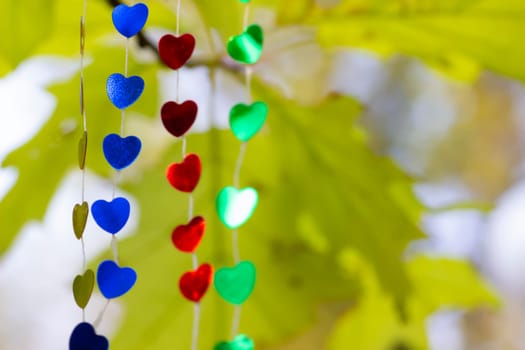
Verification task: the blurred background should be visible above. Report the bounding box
[1,0,525,349]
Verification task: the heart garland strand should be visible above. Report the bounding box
[214,1,266,348]
[89,1,149,337]
[157,1,212,350]
[69,1,109,349]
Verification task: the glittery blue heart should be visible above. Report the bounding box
[106,73,144,110]
[103,133,141,170]
[97,260,137,299]
[91,197,130,234]
[69,322,108,350]
[112,3,149,38]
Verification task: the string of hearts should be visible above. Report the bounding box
[213,0,267,349]
[69,0,102,348]
[157,1,210,350]
[69,2,149,349]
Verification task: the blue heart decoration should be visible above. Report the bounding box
[106,73,145,110]
[97,260,137,299]
[103,133,142,170]
[91,197,130,234]
[69,322,108,350]
[112,3,149,38]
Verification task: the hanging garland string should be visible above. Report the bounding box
[85,1,149,344]
[157,1,212,350]
[69,1,110,349]
[214,0,266,348]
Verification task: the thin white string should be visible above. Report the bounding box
[175,0,181,102]
[121,110,126,136]
[111,235,120,263]
[191,303,201,350]
[245,66,253,104]
[92,235,117,328]
[111,36,129,198]
[97,14,130,330]
[192,253,198,269]
[125,38,129,77]
[122,37,129,137]
[111,172,121,199]
[232,0,252,189]
[243,3,251,29]
[243,3,253,103]
[233,143,247,188]
[230,306,242,339]
[176,0,181,35]
[229,3,252,340]
[93,299,111,329]
[81,165,86,202]
[79,11,88,274]
[78,0,89,323]
[188,193,194,220]
[83,0,87,22]
[176,71,180,102]
[182,136,187,157]
[173,0,202,348]
[92,235,118,328]
[81,238,87,271]
[232,229,240,264]
[80,21,87,132]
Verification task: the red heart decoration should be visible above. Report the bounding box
[161,100,198,138]
[166,153,201,193]
[158,33,195,70]
[179,263,213,302]
[172,216,205,253]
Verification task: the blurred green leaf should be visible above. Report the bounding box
[328,253,499,350]
[253,81,425,299]
[312,0,525,81]
[407,256,499,310]
[0,0,56,73]
[194,0,244,42]
[429,200,495,213]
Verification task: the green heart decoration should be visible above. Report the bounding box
[73,269,95,309]
[215,261,256,305]
[216,187,258,229]
[230,101,268,142]
[214,334,254,350]
[72,201,89,239]
[227,24,264,64]
[78,131,87,170]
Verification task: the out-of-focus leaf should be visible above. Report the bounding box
[0,0,56,72]
[312,0,525,81]
[255,81,425,299]
[406,256,499,310]
[193,0,244,42]
[429,200,495,213]
[328,253,499,350]
[35,0,111,58]
[254,0,313,23]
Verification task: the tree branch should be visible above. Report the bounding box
[104,0,243,75]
